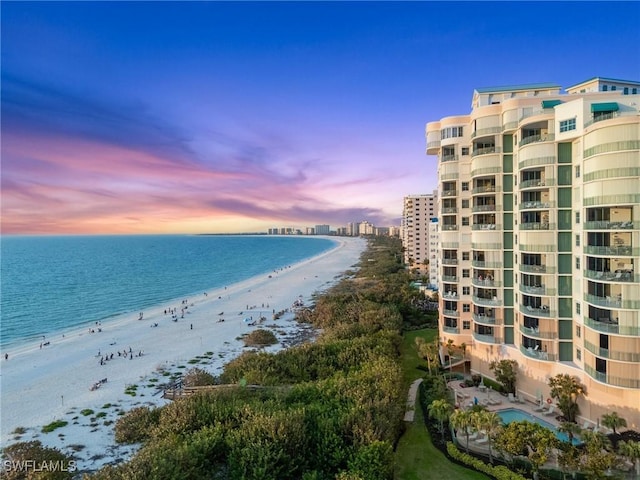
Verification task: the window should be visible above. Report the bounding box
[462,217,470,226]
[575,165,580,178]
[463,320,471,330]
[462,182,469,191]
[611,86,617,91]
[575,257,581,269]
[441,126,464,140]
[576,235,580,247]
[462,252,470,261]
[576,211,580,224]
[461,147,469,156]
[576,348,581,361]
[463,304,471,312]
[576,325,581,338]
[462,286,470,295]
[602,85,608,92]
[624,87,629,95]
[559,118,576,132]
[633,88,638,94]
[462,269,470,278]
[576,302,581,315]
[462,199,469,208]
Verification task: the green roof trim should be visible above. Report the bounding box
[475,82,561,94]
[541,99,562,109]
[591,102,619,113]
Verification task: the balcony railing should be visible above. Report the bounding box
[442,154,459,162]
[519,133,555,147]
[584,317,640,336]
[472,260,502,268]
[584,364,640,389]
[520,222,554,231]
[442,275,459,283]
[584,269,638,283]
[442,190,458,197]
[584,111,620,128]
[472,278,501,288]
[472,185,497,194]
[584,340,640,362]
[472,224,499,231]
[443,291,459,300]
[519,264,555,274]
[584,245,638,256]
[471,126,502,139]
[443,325,460,334]
[427,140,441,149]
[584,294,621,308]
[442,225,458,231]
[520,344,557,361]
[519,324,558,339]
[472,205,497,213]
[443,309,459,318]
[519,201,554,210]
[473,332,502,344]
[442,258,458,265]
[471,146,502,157]
[442,207,458,214]
[473,313,497,325]
[519,178,556,189]
[519,284,556,296]
[473,296,502,307]
[583,220,637,230]
[520,304,552,317]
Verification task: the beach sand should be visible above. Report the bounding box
[0,236,366,471]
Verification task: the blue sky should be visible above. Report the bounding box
[2,1,639,234]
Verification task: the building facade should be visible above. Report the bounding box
[426,77,640,428]
[402,192,438,270]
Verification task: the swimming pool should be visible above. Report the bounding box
[497,408,580,444]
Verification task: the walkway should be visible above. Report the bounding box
[404,378,423,421]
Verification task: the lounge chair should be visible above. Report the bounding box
[581,420,593,431]
[489,398,502,406]
[476,435,490,444]
[508,393,516,403]
[543,405,556,416]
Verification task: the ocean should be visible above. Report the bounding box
[0,235,336,349]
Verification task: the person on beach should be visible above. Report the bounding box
[4,353,8,360]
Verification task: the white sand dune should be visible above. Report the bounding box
[0,236,366,472]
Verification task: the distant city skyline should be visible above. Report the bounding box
[2,2,638,234]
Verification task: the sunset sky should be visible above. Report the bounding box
[2,2,639,234]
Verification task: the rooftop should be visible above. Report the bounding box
[475,82,561,94]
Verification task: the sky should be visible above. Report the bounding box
[2,2,639,235]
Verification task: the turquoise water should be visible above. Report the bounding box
[0,235,336,348]
[497,408,580,444]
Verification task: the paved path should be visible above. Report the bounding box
[404,378,423,422]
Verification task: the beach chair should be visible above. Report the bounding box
[581,420,593,431]
[489,398,502,406]
[533,402,545,412]
[543,405,556,416]
[508,393,515,403]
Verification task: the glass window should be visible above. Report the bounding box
[575,257,581,269]
[462,269,470,278]
[462,199,469,208]
[463,304,471,312]
[575,211,580,224]
[462,286,470,295]
[462,182,469,191]
[462,217,470,226]
[576,348,581,360]
[559,118,576,132]
[461,147,469,156]
[462,252,470,261]
[463,320,471,330]
[576,235,580,246]
[576,302,581,314]
[576,325,581,338]
[575,165,580,178]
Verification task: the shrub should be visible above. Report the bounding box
[1,441,75,480]
[81,409,95,416]
[446,442,527,480]
[42,420,68,433]
[243,329,278,347]
[182,367,216,387]
[114,406,161,444]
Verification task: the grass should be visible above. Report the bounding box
[394,328,489,480]
[42,420,68,433]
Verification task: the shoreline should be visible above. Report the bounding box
[0,236,366,471]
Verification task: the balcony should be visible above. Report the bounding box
[442,258,458,266]
[584,293,621,308]
[472,185,497,195]
[584,111,620,128]
[473,332,502,344]
[472,224,498,231]
[584,220,637,230]
[473,313,497,325]
[443,291,459,300]
[584,269,638,283]
[584,364,640,389]
[519,324,558,339]
[442,207,458,214]
[472,204,497,213]
[427,140,441,149]
[519,133,555,147]
[472,277,501,288]
[584,245,638,256]
[520,304,552,317]
[520,344,557,361]
[519,284,556,296]
[442,225,459,231]
[442,190,458,197]
[442,275,459,283]
[519,201,554,210]
[520,222,554,231]
[584,340,640,362]
[443,325,460,334]
[519,264,555,274]
[472,260,502,268]
[472,146,502,157]
[471,126,502,139]
[473,296,502,307]
[443,309,459,317]
[520,178,556,189]
[442,154,459,162]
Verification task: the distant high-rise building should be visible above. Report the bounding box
[315,224,330,235]
[426,77,640,426]
[402,192,437,269]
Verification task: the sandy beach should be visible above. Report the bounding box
[0,236,366,471]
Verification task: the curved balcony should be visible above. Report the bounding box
[471,126,502,139]
[472,146,502,157]
[473,331,502,344]
[520,344,557,361]
[519,264,556,274]
[584,317,640,336]
[472,295,502,307]
[519,284,556,296]
[584,245,638,256]
[519,133,555,147]
[584,364,640,389]
[472,185,498,195]
[473,313,497,325]
[520,304,552,317]
[519,222,555,231]
[519,201,555,210]
[519,324,558,339]
[519,178,556,190]
[443,309,459,317]
[584,269,638,283]
[584,340,640,362]
[583,220,637,230]
[472,278,502,288]
[443,325,460,334]
[584,293,621,309]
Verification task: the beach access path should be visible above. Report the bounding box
[0,236,366,471]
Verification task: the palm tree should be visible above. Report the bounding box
[478,410,503,464]
[445,338,455,374]
[428,399,453,442]
[460,342,467,376]
[601,411,627,435]
[618,440,640,477]
[548,374,586,423]
[558,421,582,445]
[450,409,474,453]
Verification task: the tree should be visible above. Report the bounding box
[548,374,585,423]
[494,420,558,479]
[477,410,503,464]
[415,337,439,375]
[460,342,468,376]
[488,359,518,394]
[581,430,616,480]
[450,409,474,453]
[1,441,76,480]
[557,444,581,480]
[618,440,640,477]
[601,411,627,435]
[428,399,453,443]
[558,421,582,445]
[445,339,455,373]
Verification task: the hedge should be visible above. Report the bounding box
[446,442,527,480]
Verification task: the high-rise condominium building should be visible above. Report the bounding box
[426,77,640,427]
[402,192,438,270]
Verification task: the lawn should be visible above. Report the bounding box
[394,328,490,480]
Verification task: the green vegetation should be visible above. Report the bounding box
[41,420,68,433]
[124,384,138,396]
[242,328,278,347]
[182,367,216,387]
[80,409,95,416]
[488,359,518,395]
[1,441,75,480]
[548,373,585,423]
